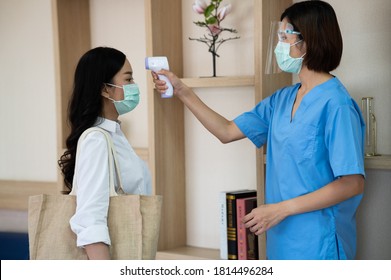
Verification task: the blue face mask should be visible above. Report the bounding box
[104,83,140,115]
[274,40,305,74]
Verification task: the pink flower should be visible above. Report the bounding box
[192,0,208,14]
[217,4,232,21]
[208,24,222,36]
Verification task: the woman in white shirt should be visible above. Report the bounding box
[58,47,152,259]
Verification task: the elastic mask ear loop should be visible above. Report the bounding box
[291,40,306,58]
[102,94,116,103]
[102,84,116,102]
[291,39,302,47]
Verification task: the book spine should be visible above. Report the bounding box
[226,190,257,260]
[236,198,248,260]
[226,194,237,260]
[219,191,228,260]
[245,198,259,260]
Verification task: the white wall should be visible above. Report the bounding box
[182,0,254,77]
[0,0,57,182]
[182,0,257,249]
[89,0,148,148]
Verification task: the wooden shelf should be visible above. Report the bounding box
[156,246,220,260]
[181,76,255,88]
[0,180,58,210]
[365,154,391,170]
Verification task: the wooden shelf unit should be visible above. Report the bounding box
[365,155,391,170]
[145,0,292,259]
[181,76,255,88]
[156,246,220,260]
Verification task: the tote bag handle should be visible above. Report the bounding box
[69,127,124,197]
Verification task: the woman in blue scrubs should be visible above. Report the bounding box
[151,1,365,259]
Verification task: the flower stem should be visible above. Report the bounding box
[212,36,217,77]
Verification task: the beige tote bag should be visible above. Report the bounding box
[28,128,162,260]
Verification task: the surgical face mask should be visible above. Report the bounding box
[104,83,140,115]
[274,40,305,74]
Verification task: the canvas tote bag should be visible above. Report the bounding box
[28,127,162,260]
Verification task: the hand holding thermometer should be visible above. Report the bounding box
[145,56,173,98]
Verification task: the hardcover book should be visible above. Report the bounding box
[226,189,256,260]
[237,196,258,260]
[219,191,228,259]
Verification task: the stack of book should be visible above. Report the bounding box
[220,189,259,260]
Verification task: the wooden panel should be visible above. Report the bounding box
[254,0,292,260]
[260,0,292,102]
[145,0,186,251]
[53,0,91,193]
[56,0,91,150]
[365,155,391,170]
[0,180,58,210]
[156,246,219,260]
[181,76,254,88]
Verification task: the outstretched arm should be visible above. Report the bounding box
[152,69,245,144]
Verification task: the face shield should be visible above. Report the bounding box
[265,21,302,74]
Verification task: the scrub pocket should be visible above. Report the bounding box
[287,123,317,163]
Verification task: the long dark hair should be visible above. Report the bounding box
[58,47,126,191]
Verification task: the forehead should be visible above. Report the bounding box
[279,20,294,32]
[113,59,133,82]
[277,18,300,42]
[120,59,133,74]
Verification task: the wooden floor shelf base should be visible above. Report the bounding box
[156,246,220,260]
[365,155,391,170]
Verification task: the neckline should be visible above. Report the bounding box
[289,77,336,122]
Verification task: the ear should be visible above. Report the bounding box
[101,84,110,98]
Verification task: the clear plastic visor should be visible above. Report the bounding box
[265,21,301,74]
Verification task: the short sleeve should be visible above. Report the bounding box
[234,95,275,148]
[325,104,365,178]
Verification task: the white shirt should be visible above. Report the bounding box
[70,118,152,247]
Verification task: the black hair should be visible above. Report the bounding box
[58,47,126,191]
[281,0,343,72]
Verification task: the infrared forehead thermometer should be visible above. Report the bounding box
[145,56,173,98]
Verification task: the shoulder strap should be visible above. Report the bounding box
[69,127,124,196]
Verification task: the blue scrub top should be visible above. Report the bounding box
[234,77,365,259]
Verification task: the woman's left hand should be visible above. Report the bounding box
[242,203,289,235]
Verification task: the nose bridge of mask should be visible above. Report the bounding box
[105,83,138,99]
[123,83,140,96]
[279,40,305,59]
